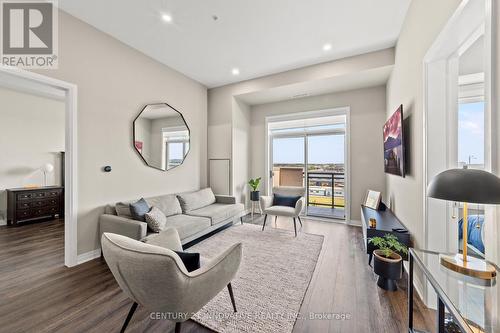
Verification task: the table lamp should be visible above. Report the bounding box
[41,163,54,187]
[427,167,500,280]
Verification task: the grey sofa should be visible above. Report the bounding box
[99,188,244,246]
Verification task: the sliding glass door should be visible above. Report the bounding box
[306,134,345,219]
[270,128,346,220]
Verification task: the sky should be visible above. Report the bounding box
[168,142,184,160]
[272,134,345,164]
[458,101,484,165]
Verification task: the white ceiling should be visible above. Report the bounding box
[58,0,410,88]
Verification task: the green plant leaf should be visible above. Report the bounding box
[368,233,408,258]
[248,177,262,191]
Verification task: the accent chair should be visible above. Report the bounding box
[101,228,242,333]
[260,186,306,237]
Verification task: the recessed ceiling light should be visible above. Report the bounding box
[323,43,332,51]
[232,68,240,75]
[161,13,173,23]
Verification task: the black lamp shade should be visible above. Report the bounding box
[427,168,500,204]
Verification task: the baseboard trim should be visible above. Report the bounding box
[348,219,362,227]
[77,248,101,265]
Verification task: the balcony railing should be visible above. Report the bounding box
[307,172,345,209]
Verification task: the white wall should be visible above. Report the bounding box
[251,86,387,221]
[34,11,207,255]
[232,99,251,206]
[385,0,461,249]
[0,88,65,224]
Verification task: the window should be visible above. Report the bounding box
[458,101,485,168]
[162,128,189,169]
[166,141,186,169]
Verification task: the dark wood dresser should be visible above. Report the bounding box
[361,205,411,264]
[7,186,64,226]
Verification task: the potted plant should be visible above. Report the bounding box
[248,177,261,201]
[369,234,408,291]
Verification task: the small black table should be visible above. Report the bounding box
[408,248,499,332]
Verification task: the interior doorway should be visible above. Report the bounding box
[0,67,78,267]
[266,108,350,221]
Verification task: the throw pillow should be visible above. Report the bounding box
[115,202,133,218]
[144,206,167,232]
[273,193,301,208]
[129,198,150,221]
[174,251,200,272]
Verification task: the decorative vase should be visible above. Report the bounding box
[373,249,402,291]
[250,191,260,201]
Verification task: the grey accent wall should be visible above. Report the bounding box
[35,11,207,255]
[251,86,387,221]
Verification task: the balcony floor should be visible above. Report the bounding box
[307,206,345,220]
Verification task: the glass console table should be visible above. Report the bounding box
[409,248,499,333]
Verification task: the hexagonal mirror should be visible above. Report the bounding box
[133,103,190,171]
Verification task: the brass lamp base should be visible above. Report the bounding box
[440,254,497,280]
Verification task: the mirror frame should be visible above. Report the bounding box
[132,102,191,171]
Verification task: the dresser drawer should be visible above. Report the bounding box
[17,193,33,201]
[31,206,60,217]
[43,198,60,206]
[17,201,31,209]
[33,192,46,199]
[45,206,60,215]
[16,209,32,220]
[31,207,49,217]
[45,191,61,198]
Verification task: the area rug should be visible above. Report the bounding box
[189,223,324,333]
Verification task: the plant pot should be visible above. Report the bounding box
[373,249,402,291]
[250,191,260,201]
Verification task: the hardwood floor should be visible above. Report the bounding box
[0,217,433,333]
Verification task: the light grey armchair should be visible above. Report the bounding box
[101,228,242,333]
[260,186,306,237]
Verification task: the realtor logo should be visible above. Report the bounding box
[1,0,58,68]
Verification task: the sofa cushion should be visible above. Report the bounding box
[187,203,244,225]
[145,194,182,217]
[163,214,211,240]
[264,205,296,217]
[177,188,216,212]
[145,206,167,233]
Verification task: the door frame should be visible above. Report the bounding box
[265,106,351,222]
[0,65,78,267]
[424,0,494,257]
[422,0,495,307]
